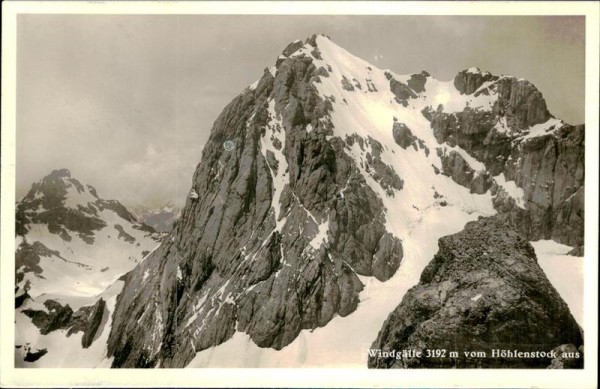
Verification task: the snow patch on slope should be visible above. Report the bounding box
[520,118,563,140]
[445,144,487,172]
[259,99,289,232]
[304,35,496,240]
[62,187,98,209]
[21,207,157,298]
[494,173,527,209]
[426,79,497,113]
[308,217,329,250]
[532,240,583,326]
[494,116,512,134]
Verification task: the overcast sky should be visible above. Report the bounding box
[16,15,585,208]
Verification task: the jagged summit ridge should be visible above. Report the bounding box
[266,35,556,133]
[273,34,580,245]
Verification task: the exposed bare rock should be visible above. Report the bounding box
[493,77,551,129]
[16,241,65,275]
[496,124,584,247]
[282,40,304,57]
[407,71,429,93]
[107,35,403,368]
[369,217,583,369]
[392,122,418,150]
[341,76,355,91]
[23,347,47,362]
[425,73,583,248]
[454,68,498,95]
[385,71,426,107]
[22,298,106,349]
[437,149,493,194]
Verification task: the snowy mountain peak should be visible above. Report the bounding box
[274,35,553,136]
[49,168,72,178]
[15,170,164,367]
[105,35,582,369]
[40,169,102,199]
[18,169,141,226]
[465,66,483,74]
[16,169,162,297]
[40,168,84,192]
[19,36,583,370]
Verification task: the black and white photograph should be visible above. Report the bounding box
[1,2,598,388]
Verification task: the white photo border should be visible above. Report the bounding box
[1,2,598,388]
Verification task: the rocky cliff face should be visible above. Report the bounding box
[368,217,583,369]
[23,298,106,348]
[425,69,584,252]
[107,35,404,368]
[90,35,581,368]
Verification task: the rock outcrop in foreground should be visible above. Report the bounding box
[368,217,583,369]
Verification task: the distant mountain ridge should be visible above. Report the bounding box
[129,203,181,232]
[14,168,163,366]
